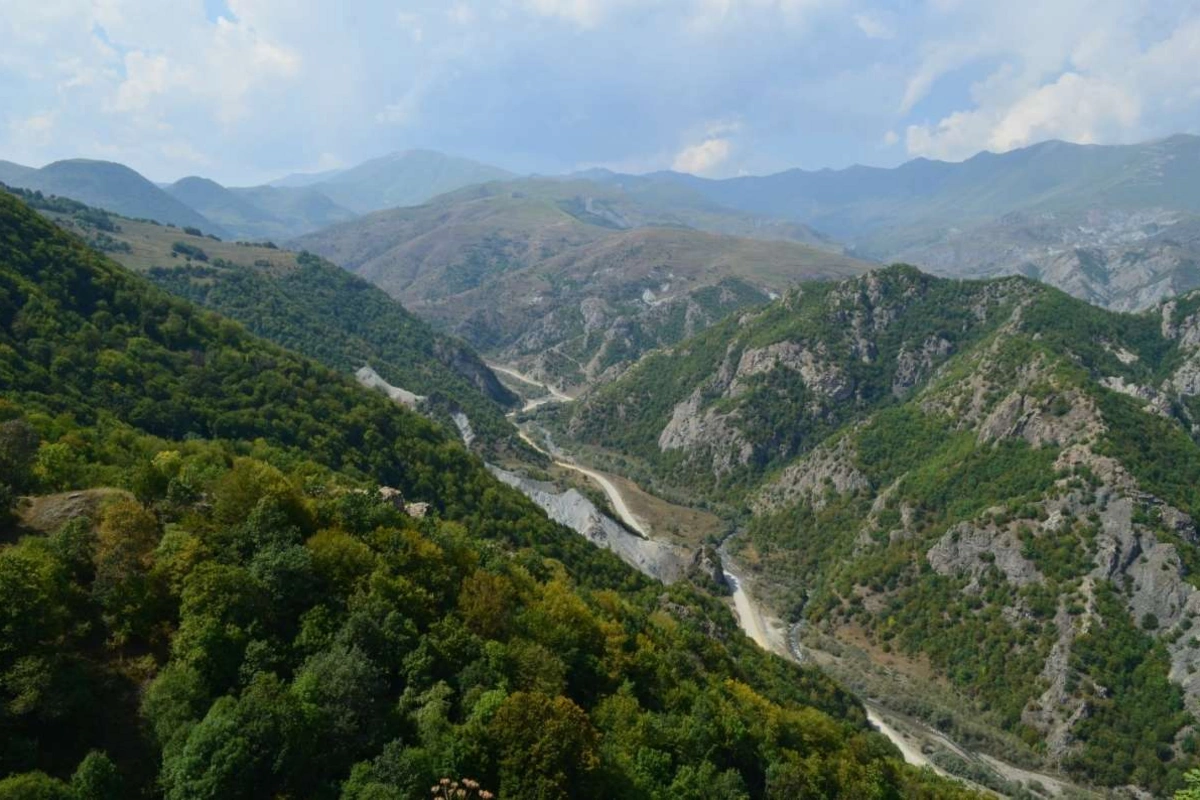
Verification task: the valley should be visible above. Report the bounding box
[486,361,1090,797]
[10,6,1200,797]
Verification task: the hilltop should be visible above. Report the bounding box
[0,159,225,236]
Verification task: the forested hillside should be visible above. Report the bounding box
[4,185,522,457]
[0,191,973,798]
[563,265,1200,794]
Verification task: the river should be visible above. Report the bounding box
[487,363,1059,792]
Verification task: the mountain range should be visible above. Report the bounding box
[11,129,1200,796]
[555,264,1200,794]
[639,134,1200,310]
[0,150,515,242]
[0,179,979,800]
[292,177,869,391]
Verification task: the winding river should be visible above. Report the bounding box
[486,363,1058,791]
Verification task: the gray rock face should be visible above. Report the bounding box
[657,388,754,478]
[754,436,869,513]
[355,365,426,409]
[730,342,851,401]
[927,522,1040,588]
[488,465,689,583]
[893,336,953,397]
[890,208,1200,313]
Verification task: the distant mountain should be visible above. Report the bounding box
[227,185,356,238]
[294,177,869,391]
[653,135,1200,310]
[310,149,514,213]
[0,159,34,186]
[564,264,1200,794]
[0,158,226,236]
[166,176,356,241]
[266,166,346,188]
[167,176,279,230]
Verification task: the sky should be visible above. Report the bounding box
[3,0,1200,185]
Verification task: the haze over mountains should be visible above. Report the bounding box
[5,135,1200,317]
[0,149,513,242]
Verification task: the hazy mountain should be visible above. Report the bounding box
[227,184,356,237]
[167,176,280,231]
[266,166,346,187]
[293,177,870,391]
[572,169,841,248]
[649,135,1200,309]
[166,176,356,241]
[562,264,1200,794]
[310,149,514,213]
[0,159,34,186]
[0,158,226,236]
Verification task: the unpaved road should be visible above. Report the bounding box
[865,706,932,768]
[487,362,572,404]
[502,370,650,537]
[722,567,772,651]
[492,362,1054,793]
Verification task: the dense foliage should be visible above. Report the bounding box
[561,265,1200,794]
[0,191,974,798]
[146,251,521,455]
[5,185,523,458]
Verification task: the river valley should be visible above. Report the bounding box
[488,363,1089,799]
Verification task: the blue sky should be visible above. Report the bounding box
[3,0,1199,184]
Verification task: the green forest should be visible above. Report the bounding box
[0,191,977,798]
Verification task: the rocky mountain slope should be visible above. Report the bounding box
[9,186,521,456]
[293,178,870,391]
[888,208,1200,312]
[0,185,976,800]
[562,264,1200,795]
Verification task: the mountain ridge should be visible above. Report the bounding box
[553,263,1200,794]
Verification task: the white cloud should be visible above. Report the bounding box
[672,137,733,174]
[853,11,892,39]
[986,72,1138,151]
[111,51,174,113]
[447,4,475,25]
[882,129,898,146]
[901,0,1200,160]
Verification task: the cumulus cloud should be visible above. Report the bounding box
[900,0,1200,160]
[0,0,1197,182]
[673,137,733,175]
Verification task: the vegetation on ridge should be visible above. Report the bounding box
[0,189,973,797]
